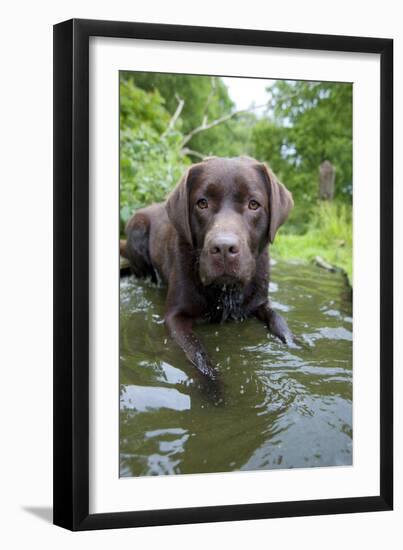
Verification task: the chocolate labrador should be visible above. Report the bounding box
[120,156,294,381]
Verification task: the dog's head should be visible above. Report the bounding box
[166,156,293,287]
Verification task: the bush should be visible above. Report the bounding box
[272,201,353,284]
[120,77,189,231]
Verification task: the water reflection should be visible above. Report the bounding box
[120,385,191,412]
[120,260,352,476]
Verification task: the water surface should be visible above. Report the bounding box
[120,260,352,476]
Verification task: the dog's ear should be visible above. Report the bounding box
[166,166,194,246]
[257,163,294,243]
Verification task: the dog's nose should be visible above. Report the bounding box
[209,233,240,258]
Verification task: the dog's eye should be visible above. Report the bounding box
[197,198,208,209]
[248,199,260,210]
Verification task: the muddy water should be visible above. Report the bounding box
[120,260,352,476]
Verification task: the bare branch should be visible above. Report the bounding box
[180,147,208,160]
[180,90,302,147]
[180,102,268,147]
[161,94,185,137]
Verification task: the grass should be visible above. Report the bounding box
[272,201,353,286]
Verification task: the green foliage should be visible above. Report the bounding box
[124,72,256,158]
[119,73,257,231]
[120,76,169,134]
[252,80,352,231]
[210,112,257,158]
[120,72,352,282]
[123,72,233,134]
[272,202,352,284]
[119,77,189,230]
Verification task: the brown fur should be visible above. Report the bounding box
[123,156,293,382]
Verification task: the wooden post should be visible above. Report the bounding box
[319,160,335,200]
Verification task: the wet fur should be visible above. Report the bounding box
[123,157,294,383]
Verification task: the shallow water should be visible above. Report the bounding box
[120,260,352,477]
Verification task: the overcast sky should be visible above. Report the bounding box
[222,77,276,114]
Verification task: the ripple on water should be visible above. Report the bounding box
[120,385,191,412]
[119,260,352,476]
[302,326,352,346]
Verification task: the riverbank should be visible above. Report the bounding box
[271,202,352,286]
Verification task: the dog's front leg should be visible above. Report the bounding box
[255,302,293,345]
[165,311,219,381]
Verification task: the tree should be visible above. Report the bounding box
[124,72,257,158]
[119,77,190,231]
[119,73,259,230]
[120,73,352,235]
[274,81,351,197]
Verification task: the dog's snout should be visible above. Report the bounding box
[209,233,240,258]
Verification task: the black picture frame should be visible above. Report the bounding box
[53,18,393,531]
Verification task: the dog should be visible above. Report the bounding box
[120,156,294,381]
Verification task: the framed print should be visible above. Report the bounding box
[53,19,393,530]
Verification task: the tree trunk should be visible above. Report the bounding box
[319,160,335,201]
